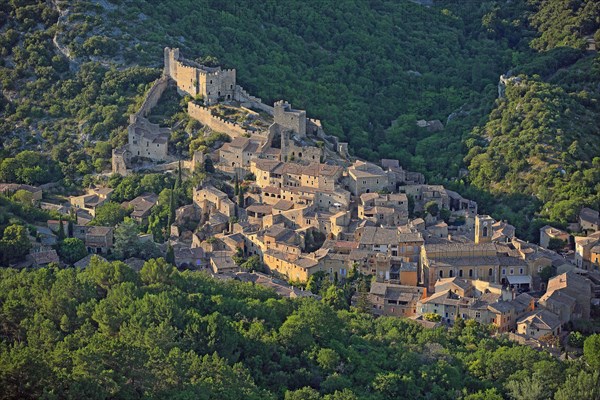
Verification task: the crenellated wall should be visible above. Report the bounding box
[188,102,253,139]
[137,76,170,118]
[165,47,236,104]
[235,85,275,114]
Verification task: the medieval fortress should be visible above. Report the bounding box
[113,47,347,176]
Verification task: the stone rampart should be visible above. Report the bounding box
[235,85,274,115]
[137,76,170,118]
[188,102,253,139]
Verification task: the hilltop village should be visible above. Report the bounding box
[5,48,600,349]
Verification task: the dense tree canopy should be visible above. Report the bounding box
[0,0,598,239]
[0,260,598,399]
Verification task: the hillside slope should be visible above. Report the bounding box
[0,0,598,238]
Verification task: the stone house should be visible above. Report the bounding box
[579,207,599,233]
[491,220,516,243]
[127,116,169,161]
[401,184,449,213]
[219,136,262,174]
[417,279,526,332]
[346,160,394,196]
[85,226,114,255]
[369,282,425,317]
[246,203,273,228]
[539,225,570,249]
[575,232,600,270]
[174,246,205,269]
[487,302,516,333]
[209,251,240,274]
[193,185,235,219]
[539,290,577,325]
[542,271,592,320]
[516,310,562,340]
[69,187,113,217]
[30,249,60,267]
[426,221,448,239]
[358,192,409,226]
[263,249,319,282]
[355,226,423,262]
[123,193,158,224]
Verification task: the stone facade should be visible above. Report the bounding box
[273,100,306,138]
[127,115,169,161]
[347,160,395,196]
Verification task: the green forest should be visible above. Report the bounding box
[1,0,599,240]
[1,258,599,399]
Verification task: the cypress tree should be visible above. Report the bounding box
[175,160,182,190]
[166,244,175,265]
[167,188,176,230]
[57,218,65,242]
[237,188,244,208]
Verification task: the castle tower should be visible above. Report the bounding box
[274,100,307,137]
[163,47,179,79]
[475,215,494,244]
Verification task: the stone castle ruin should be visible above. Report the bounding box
[113,47,350,175]
[112,76,171,175]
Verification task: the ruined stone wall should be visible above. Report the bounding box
[111,147,130,176]
[281,131,322,163]
[138,76,170,118]
[235,85,275,115]
[188,102,251,139]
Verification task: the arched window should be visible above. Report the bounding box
[469,269,473,277]
[449,270,454,277]
[483,226,488,237]
[459,270,463,277]
[439,270,443,278]
[488,268,493,277]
